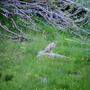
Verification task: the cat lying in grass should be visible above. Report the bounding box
[37,42,68,58]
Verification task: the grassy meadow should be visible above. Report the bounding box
[0,0,90,90]
[0,20,90,90]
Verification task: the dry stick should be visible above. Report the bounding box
[0,22,20,37]
[10,18,31,40]
[13,4,35,24]
[58,0,88,17]
[7,3,33,23]
[0,32,16,38]
[70,24,90,38]
[0,23,29,41]
[0,7,10,14]
[1,4,34,40]
[0,11,19,38]
[10,18,30,40]
[74,15,88,24]
[0,12,27,39]
[0,7,10,18]
[0,8,24,34]
[2,5,37,38]
[0,13,8,18]
[75,25,90,35]
[10,18,23,34]
[17,8,37,31]
[69,8,86,17]
[0,9,22,32]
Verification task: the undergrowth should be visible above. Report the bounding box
[0,17,90,90]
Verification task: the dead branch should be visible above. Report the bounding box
[0,22,29,41]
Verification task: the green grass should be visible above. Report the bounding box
[0,0,90,89]
[0,20,90,90]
